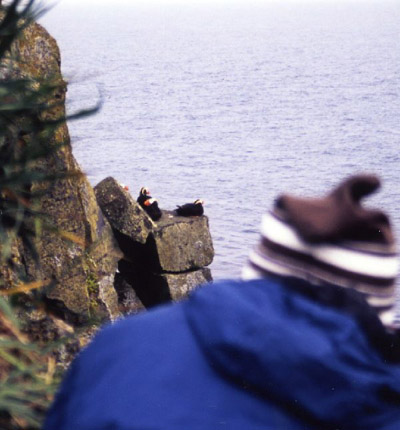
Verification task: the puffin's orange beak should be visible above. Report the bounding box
[144,200,151,206]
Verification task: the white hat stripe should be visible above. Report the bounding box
[261,213,398,279]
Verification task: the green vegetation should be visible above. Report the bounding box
[86,271,100,313]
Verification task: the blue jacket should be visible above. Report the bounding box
[45,278,400,430]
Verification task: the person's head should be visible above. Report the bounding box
[242,174,398,327]
[140,187,150,196]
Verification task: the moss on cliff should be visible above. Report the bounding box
[0,7,122,320]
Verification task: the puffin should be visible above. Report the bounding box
[176,199,204,216]
[137,187,162,221]
[137,187,151,207]
[143,198,162,221]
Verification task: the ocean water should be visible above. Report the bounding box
[40,1,400,281]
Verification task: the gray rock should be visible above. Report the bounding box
[94,177,153,244]
[150,212,214,272]
[95,178,215,274]
[0,16,122,321]
[153,268,212,301]
[116,266,212,308]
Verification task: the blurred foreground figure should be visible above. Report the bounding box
[45,175,400,430]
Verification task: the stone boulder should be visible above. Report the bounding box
[0,16,122,322]
[149,212,214,273]
[94,177,153,244]
[95,178,214,309]
[150,268,212,301]
[95,178,214,273]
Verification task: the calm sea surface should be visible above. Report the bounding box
[41,1,400,281]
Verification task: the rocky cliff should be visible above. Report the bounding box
[0,16,214,330]
[0,15,121,323]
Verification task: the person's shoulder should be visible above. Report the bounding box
[187,276,290,308]
[184,277,288,331]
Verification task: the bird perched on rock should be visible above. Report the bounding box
[176,199,204,216]
[137,187,162,221]
[143,198,162,221]
[137,187,151,207]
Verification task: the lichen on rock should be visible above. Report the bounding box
[0,14,122,322]
[94,177,154,244]
[150,212,214,273]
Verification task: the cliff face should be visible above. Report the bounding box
[1,14,214,330]
[0,16,122,322]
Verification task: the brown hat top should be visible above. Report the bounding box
[276,174,394,246]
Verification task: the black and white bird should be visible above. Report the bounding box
[143,198,162,221]
[137,187,162,221]
[137,187,151,207]
[176,199,204,217]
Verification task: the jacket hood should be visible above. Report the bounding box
[184,278,400,430]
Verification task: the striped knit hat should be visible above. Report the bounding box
[242,175,398,327]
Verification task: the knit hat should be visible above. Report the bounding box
[242,174,399,326]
